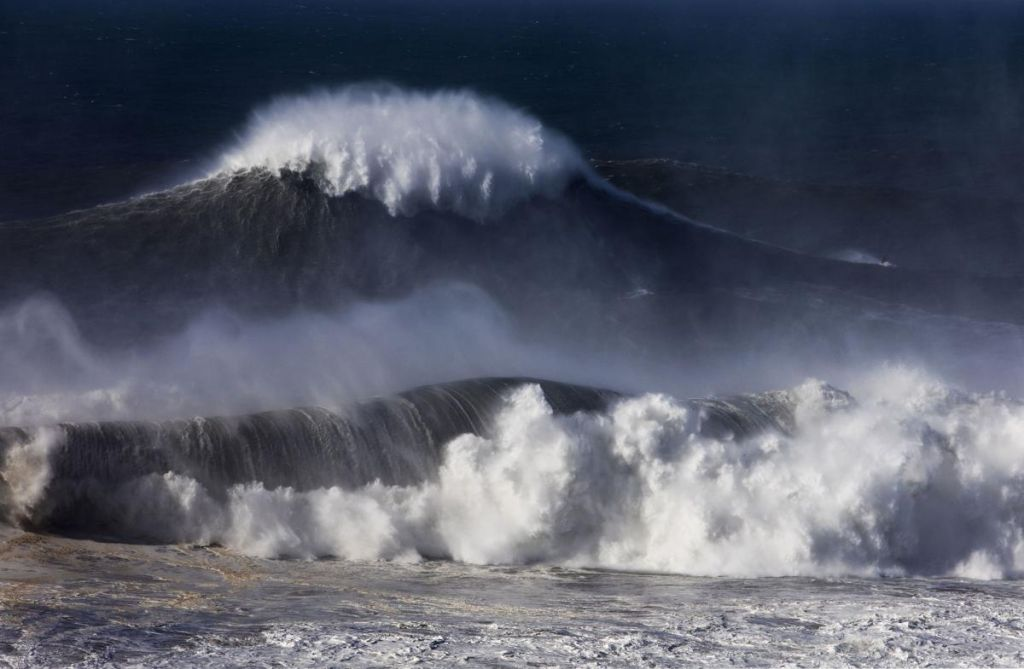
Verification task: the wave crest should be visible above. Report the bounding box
[216,85,587,220]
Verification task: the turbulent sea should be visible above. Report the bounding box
[4,2,1024,666]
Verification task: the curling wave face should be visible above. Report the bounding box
[216,85,587,220]
[3,370,1024,579]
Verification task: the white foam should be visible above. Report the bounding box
[0,427,61,524]
[216,84,587,220]
[45,366,1024,579]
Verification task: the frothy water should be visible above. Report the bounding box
[216,85,587,220]
[7,369,1024,579]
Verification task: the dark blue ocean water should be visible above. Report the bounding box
[3,0,1024,220]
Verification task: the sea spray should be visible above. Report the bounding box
[217,84,587,220]
[0,427,61,525]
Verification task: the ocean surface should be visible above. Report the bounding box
[3,1,1024,666]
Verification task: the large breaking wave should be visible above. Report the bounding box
[216,85,587,220]
[3,370,1023,578]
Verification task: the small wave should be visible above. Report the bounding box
[215,84,587,221]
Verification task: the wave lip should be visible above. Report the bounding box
[216,84,587,221]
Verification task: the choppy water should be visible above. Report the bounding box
[3,529,1024,667]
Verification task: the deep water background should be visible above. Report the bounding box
[3,0,1024,220]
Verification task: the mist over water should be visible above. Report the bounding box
[0,286,538,425]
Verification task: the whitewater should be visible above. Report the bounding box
[4,366,1023,579]
[3,85,1024,666]
[216,85,588,220]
